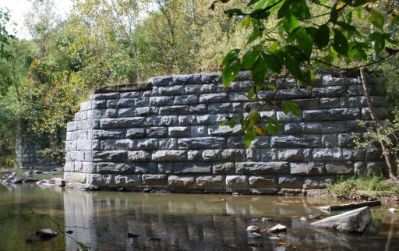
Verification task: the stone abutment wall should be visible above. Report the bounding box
[64,72,389,194]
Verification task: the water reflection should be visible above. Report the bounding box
[0,185,398,251]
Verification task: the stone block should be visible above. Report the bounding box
[168,126,190,137]
[93,129,125,139]
[366,147,383,161]
[278,176,304,188]
[321,134,337,148]
[149,76,173,86]
[131,139,158,150]
[116,98,135,108]
[303,177,333,189]
[93,93,120,100]
[100,118,145,129]
[190,104,207,113]
[178,115,197,126]
[338,133,355,147]
[303,108,360,121]
[178,137,225,149]
[93,150,128,162]
[236,162,289,175]
[168,175,196,188]
[158,85,185,95]
[312,86,345,97]
[290,162,325,175]
[277,149,303,161]
[159,105,189,115]
[202,149,222,161]
[367,162,385,175]
[174,162,212,174]
[226,175,249,188]
[208,103,231,113]
[149,96,174,106]
[146,127,168,137]
[134,163,158,174]
[248,176,276,188]
[128,151,151,161]
[213,162,235,174]
[152,150,187,161]
[187,150,202,161]
[173,74,202,85]
[312,148,342,161]
[159,138,178,149]
[185,84,201,94]
[221,149,245,161]
[142,174,168,186]
[342,149,365,161]
[325,163,353,174]
[199,93,227,103]
[361,107,389,120]
[87,174,115,187]
[94,162,134,174]
[126,128,146,138]
[114,175,141,188]
[174,95,198,105]
[196,176,224,188]
[208,125,242,136]
[200,84,217,93]
[271,135,320,148]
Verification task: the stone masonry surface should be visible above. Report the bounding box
[64,72,389,194]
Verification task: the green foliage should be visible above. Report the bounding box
[219,0,399,145]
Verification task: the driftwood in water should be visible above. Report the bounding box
[318,200,381,212]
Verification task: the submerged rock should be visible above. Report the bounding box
[388,208,398,214]
[311,206,372,233]
[268,224,287,233]
[36,228,58,240]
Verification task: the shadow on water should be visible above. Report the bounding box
[0,184,398,250]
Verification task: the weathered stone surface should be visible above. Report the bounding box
[152,150,187,161]
[225,175,248,188]
[236,162,289,175]
[178,137,225,149]
[271,135,320,148]
[311,206,372,233]
[290,162,324,176]
[196,176,224,188]
[168,175,195,188]
[65,72,388,193]
[248,176,276,188]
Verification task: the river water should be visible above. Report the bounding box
[0,184,398,251]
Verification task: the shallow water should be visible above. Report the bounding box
[0,184,398,251]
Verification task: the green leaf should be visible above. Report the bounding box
[283,101,301,117]
[287,27,313,59]
[253,0,267,10]
[222,49,241,86]
[252,53,268,85]
[264,52,282,73]
[315,24,330,48]
[248,87,256,99]
[242,47,261,69]
[369,32,385,53]
[369,9,385,29]
[330,3,338,23]
[277,0,291,19]
[332,29,349,56]
[244,129,257,146]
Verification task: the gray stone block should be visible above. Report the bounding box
[229,93,248,102]
[320,98,340,108]
[95,162,134,174]
[159,138,178,149]
[93,129,125,139]
[312,148,342,161]
[174,95,198,105]
[196,176,224,188]
[271,135,320,148]
[326,163,353,174]
[87,174,115,187]
[277,149,303,161]
[131,139,158,150]
[149,96,174,106]
[190,104,207,113]
[248,176,276,188]
[258,89,311,100]
[208,103,231,113]
[187,150,202,161]
[178,115,197,126]
[199,93,227,103]
[221,149,245,161]
[128,151,151,162]
[142,174,168,186]
[213,162,235,174]
[208,125,242,136]
[93,150,128,162]
[173,74,202,85]
[100,118,145,128]
[93,93,120,100]
[159,105,189,115]
[168,175,196,188]
[226,175,248,188]
[116,98,135,108]
[172,162,212,174]
[200,84,217,93]
[134,163,158,174]
[114,175,141,188]
[135,107,154,116]
[312,86,345,97]
[169,127,190,137]
[290,162,324,175]
[236,162,289,175]
[126,128,146,138]
[278,176,303,188]
[303,108,360,121]
[146,127,168,137]
[159,85,185,95]
[178,137,225,149]
[152,150,186,161]
[321,134,337,148]
[185,84,201,94]
[342,149,365,161]
[202,149,222,161]
[149,76,173,86]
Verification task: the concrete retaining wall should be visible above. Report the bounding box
[64,72,389,194]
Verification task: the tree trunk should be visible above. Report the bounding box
[359,68,397,179]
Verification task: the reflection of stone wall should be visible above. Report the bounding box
[64,72,389,193]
